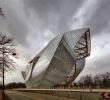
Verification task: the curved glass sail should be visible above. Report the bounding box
[22,28,91,88]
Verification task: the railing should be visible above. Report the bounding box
[15,89,102,100]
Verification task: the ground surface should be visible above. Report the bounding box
[3,89,110,100]
[6,90,78,100]
[0,92,12,100]
[0,93,2,100]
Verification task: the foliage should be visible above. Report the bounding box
[0,82,26,89]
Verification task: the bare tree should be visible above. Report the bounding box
[79,74,93,88]
[0,33,16,99]
[84,75,92,86]
[93,75,100,88]
[101,72,110,88]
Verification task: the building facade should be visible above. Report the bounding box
[22,28,91,88]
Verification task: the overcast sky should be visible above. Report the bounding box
[0,0,110,83]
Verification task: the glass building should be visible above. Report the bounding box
[22,28,91,88]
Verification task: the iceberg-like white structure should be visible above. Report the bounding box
[22,28,91,88]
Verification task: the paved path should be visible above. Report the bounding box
[6,91,78,100]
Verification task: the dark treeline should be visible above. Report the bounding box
[74,72,110,89]
[0,82,26,89]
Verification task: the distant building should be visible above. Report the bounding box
[22,28,91,88]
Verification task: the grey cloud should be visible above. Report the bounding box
[1,0,110,46]
[77,53,110,79]
[1,0,29,46]
[23,0,83,34]
[1,0,84,49]
[84,0,110,36]
[94,54,110,70]
[7,15,29,45]
[77,53,110,80]
[100,40,109,49]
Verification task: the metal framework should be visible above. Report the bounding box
[74,31,89,60]
[65,30,90,86]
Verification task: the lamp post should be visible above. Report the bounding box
[2,45,4,100]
